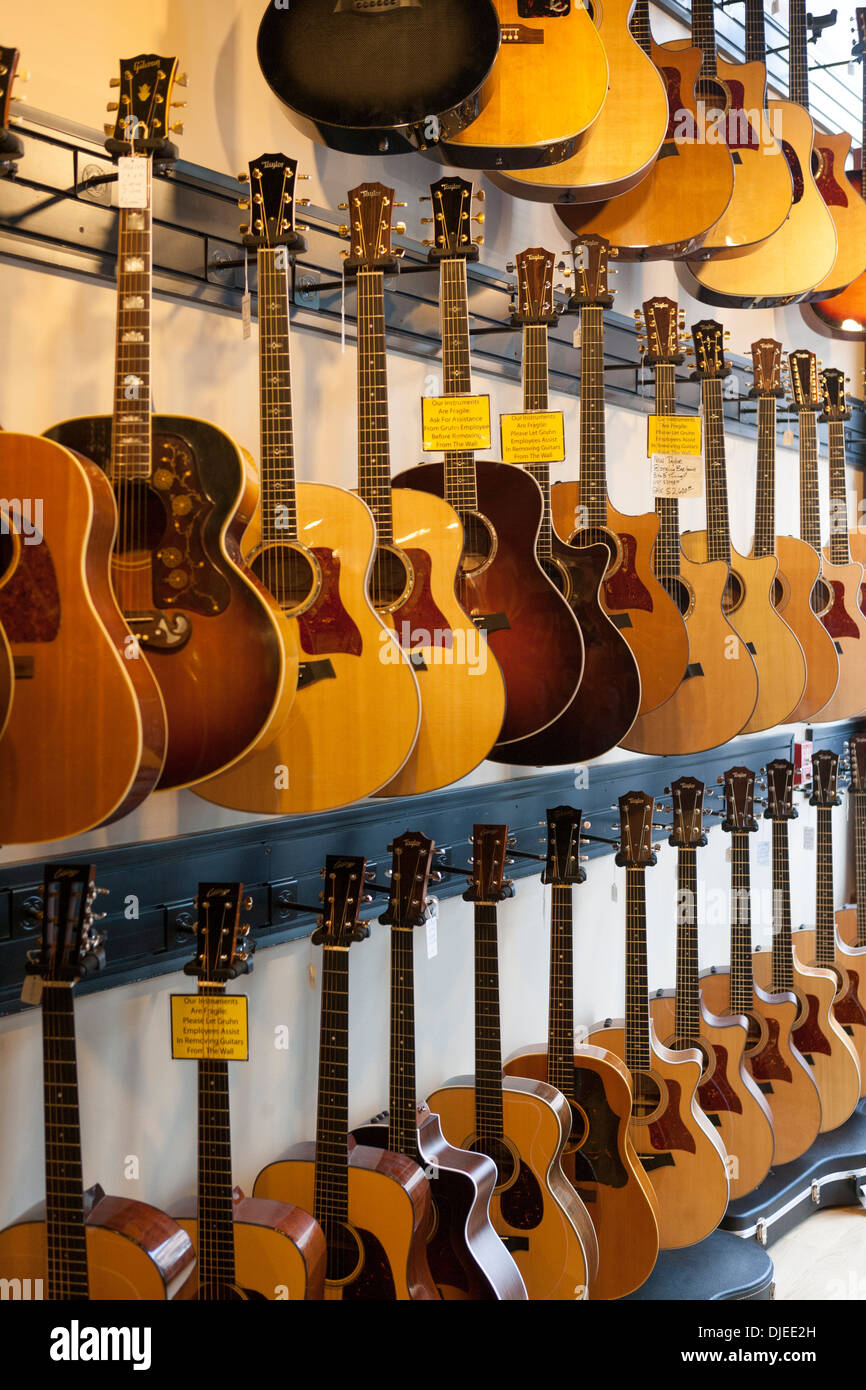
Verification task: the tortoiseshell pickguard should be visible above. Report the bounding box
[748,1017,793,1085]
[814,147,849,207]
[394,548,452,651]
[822,582,860,639]
[498,1160,545,1230]
[793,993,833,1058]
[297,548,362,657]
[646,1081,697,1154]
[0,543,60,642]
[833,970,866,1029]
[603,533,653,613]
[697,1045,743,1116]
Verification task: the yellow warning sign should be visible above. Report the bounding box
[170,993,249,1061]
[500,411,566,465]
[647,414,702,456]
[421,394,491,451]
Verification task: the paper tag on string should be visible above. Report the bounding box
[783,427,794,447]
[426,899,438,960]
[20,974,43,1006]
[756,839,770,867]
[241,248,251,340]
[116,156,148,209]
[647,415,703,497]
[803,825,815,851]
[573,323,581,349]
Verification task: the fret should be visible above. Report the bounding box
[441,257,480,513]
[522,323,553,559]
[196,983,237,1293]
[789,0,810,110]
[744,0,767,64]
[754,397,777,559]
[547,883,575,1098]
[110,158,153,484]
[630,0,653,58]
[580,306,608,531]
[654,363,682,591]
[692,0,718,76]
[314,947,351,1226]
[474,903,505,1147]
[827,419,852,565]
[771,821,794,991]
[702,377,732,566]
[855,792,866,946]
[798,409,823,553]
[730,832,757,1012]
[41,989,89,1300]
[674,847,701,1045]
[388,925,419,1163]
[815,805,837,967]
[625,867,651,1073]
[258,248,298,544]
[356,268,394,544]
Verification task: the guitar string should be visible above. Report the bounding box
[754,395,778,560]
[522,322,552,557]
[674,845,701,1046]
[441,246,479,513]
[654,360,681,593]
[702,375,733,567]
[730,829,757,1014]
[548,880,576,1098]
[580,306,608,533]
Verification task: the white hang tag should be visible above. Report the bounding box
[573,322,581,349]
[651,453,704,498]
[116,155,148,209]
[610,880,618,903]
[756,840,770,867]
[771,0,780,13]
[783,427,794,447]
[307,960,316,989]
[241,247,251,340]
[426,899,439,960]
[803,825,815,851]
[20,974,43,1006]
[725,845,732,862]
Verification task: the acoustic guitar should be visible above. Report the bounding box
[702,765,820,1167]
[837,732,866,951]
[556,0,734,261]
[504,805,660,1301]
[46,56,293,791]
[753,760,861,1132]
[352,831,527,1301]
[682,321,805,732]
[256,0,500,156]
[341,182,505,796]
[393,177,583,746]
[622,299,758,755]
[648,777,774,1200]
[590,792,729,1250]
[0,864,196,1299]
[0,45,23,175]
[792,752,866,1096]
[428,824,599,1300]
[487,0,668,204]
[823,366,866,710]
[194,155,419,815]
[433,0,608,170]
[254,855,438,1300]
[751,340,840,722]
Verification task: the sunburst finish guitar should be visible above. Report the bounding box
[838,733,866,955]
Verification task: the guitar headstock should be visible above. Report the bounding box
[809,749,842,808]
[543,806,586,886]
[312,855,371,947]
[239,152,306,252]
[668,777,707,849]
[513,247,557,325]
[379,831,434,929]
[854,6,866,55]
[750,338,785,400]
[615,792,657,869]
[339,182,402,274]
[820,367,851,423]
[104,54,183,160]
[721,766,759,834]
[463,825,513,904]
[424,175,482,262]
[567,234,614,310]
[764,760,798,822]
[0,46,23,173]
[787,349,822,413]
[183,883,253,984]
[848,733,866,792]
[635,296,685,366]
[690,320,731,381]
[26,865,104,986]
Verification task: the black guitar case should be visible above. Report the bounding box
[621,1231,775,1301]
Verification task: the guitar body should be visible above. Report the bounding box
[487,0,668,204]
[393,459,583,745]
[622,553,758,754]
[681,532,805,730]
[808,171,866,332]
[253,1142,438,1300]
[427,1073,598,1300]
[649,993,775,1199]
[552,484,689,713]
[588,1021,729,1250]
[194,482,420,813]
[435,0,608,170]
[0,434,166,842]
[174,1194,326,1300]
[811,551,866,722]
[503,1043,659,1300]
[810,131,866,298]
[556,41,735,260]
[774,535,840,722]
[353,1104,528,1301]
[793,928,866,1100]
[45,414,293,791]
[752,952,860,1133]
[0,1191,194,1300]
[837,906,862,951]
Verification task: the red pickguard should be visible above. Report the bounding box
[0,543,60,641]
[603,533,653,613]
[781,140,805,204]
[748,1017,793,1085]
[394,548,453,651]
[822,581,860,639]
[814,147,848,208]
[725,82,760,151]
[296,547,362,657]
[660,67,686,143]
[831,970,866,1028]
[697,1045,743,1116]
[647,1080,697,1154]
[792,993,833,1057]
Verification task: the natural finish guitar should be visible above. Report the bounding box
[194,156,419,815]
[703,766,820,1167]
[0,865,196,1299]
[352,831,527,1301]
[46,56,293,791]
[429,824,599,1300]
[393,177,583,746]
[590,792,729,1250]
[753,760,861,1132]
[792,752,866,1096]
[838,733,866,954]
[254,855,438,1300]
[557,1,734,260]
[487,0,667,204]
[822,366,866,718]
[648,778,774,1200]
[682,322,805,732]
[505,805,659,1300]
[434,0,608,170]
[622,300,758,755]
[0,45,24,175]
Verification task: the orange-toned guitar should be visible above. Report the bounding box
[590,792,729,1250]
[838,732,866,952]
[505,805,659,1300]
[0,45,24,175]
[823,366,866,710]
[0,864,196,1299]
[649,777,774,1200]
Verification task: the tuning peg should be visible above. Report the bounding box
[239,922,252,936]
[472,213,485,225]
[106,101,119,111]
[392,222,406,235]
[338,224,350,238]
[298,196,311,207]
[104,123,115,135]
[473,235,484,247]
[337,201,348,210]
[506,261,515,273]
[297,223,309,233]
[362,893,374,904]
[239,224,249,235]
[652,843,662,853]
[474,189,486,201]
[237,171,249,183]
[171,101,187,109]
[421,239,434,247]
[419,194,432,202]
[237,198,250,210]
[175,72,188,87]
[169,122,184,134]
[394,201,407,208]
[420,217,434,225]
[109,77,121,88]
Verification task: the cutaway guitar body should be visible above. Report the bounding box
[810,132,866,297]
[811,554,866,721]
[775,536,840,721]
[427,1074,598,1300]
[837,907,861,951]
[174,1195,326,1300]
[588,1021,729,1250]
[794,928,866,1098]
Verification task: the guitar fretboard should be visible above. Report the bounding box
[42,987,89,1300]
[522,323,553,559]
[730,831,757,1014]
[547,882,575,1098]
[692,0,718,76]
[110,158,153,484]
[827,419,852,566]
[580,305,608,531]
[754,396,778,559]
[771,820,795,991]
[625,867,651,1073]
[744,0,767,64]
[789,0,810,109]
[356,268,394,544]
[630,0,653,58]
[798,408,823,554]
[854,791,866,946]
[388,925,420,1163]
[674,847,701,1045]
[474,902,505,1149]
[197,982,236,1294]
[654,362,682,592]
[258,248,298,543]
[314,946,350,1226]
[815,805,837,967]
[702,377,733,567]
[440,257,479,513]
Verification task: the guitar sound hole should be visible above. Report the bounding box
[113,480,169,559]
[565,1100,589,1151]
[744,1013,765,1054]
[771,577,784,609]
[471,1137,516,1189]
[459,510,496,577]
[197,1281,264,1301]
[370,544,413,612]
[571,524,619,572]
[722,571,744,615]
[0,531,15,584]
[668,577,692,617]
[695,77,727,111]
[538,555,571,599]
[666,1034,712,1079]
[323,1219,365,1285]
[811,578,832,617]
[631,1071,663,1121]
[249,542,320,612]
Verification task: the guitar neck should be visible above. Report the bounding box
[798,410,823,554]
[862,61,866,203]
[827,419,852,565]
[654,362,682,591]
[730,832,757,1013]
[630,0,653,58]
[692,0,718,75]
[474,902,505,1147]
[258,247,299,542]
[356,267,394,544]
[111,157,153,484]
[625,867,651,1073]
[522,323,553,558]
[789,0,810,109]
[197,982,237,1293]
[854,792,866,946]
[314,946,350,1227]
[42,987,89,1300]
[547,883,575,1098]
[754,396,777,559]
[388,925,420,1162]
[580,305,608,531]
[440,257,479,513]
[674,848,701,1046]
[815,805,837,966]
[702,377,732,566]
[771,821,795,991]
[744,0,768,64]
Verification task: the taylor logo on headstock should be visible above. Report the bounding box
[637,297,685,365]
[848,733,866,792]
[787,349,822,411]
[809,749,841,807]
[820,367,851,422]
[513,247,557,325]
[750,339,784,399]
[668,777,707,848]
[615,792,657,868]
[424,175,483,260]
[764,760,797,821]
[568,234,614,309]
[239,151,307,252]
[690,320,730,380]
[543,805,585,886]
[722,766,759,833]
[380,830,434,929]
[339,181,405,273]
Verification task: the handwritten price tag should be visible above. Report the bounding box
[647,415,703,498]
[170,993,249,1061]
[421,395,491,452]
[116,156,149,209]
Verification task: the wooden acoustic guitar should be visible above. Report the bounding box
[429,824,599,1300]
[622,299,757,755]
[340,182,506,796]
[823,366,866,711]
[753,760,861,1132]
[172,883,327,1299]
[487,0,668,204]
[46,55,294,791]
[393,177,583,746]
[0,45,24,175]
[433,0,608,170]
[194,155,419,815]
[254,855,438,1300]
[703,765,820,1166]
[352,831,527,1301]
[683,321,805,732]
[0,864,196,1299]
[504,805,660,1300]
[838,732,866,952]
[557,0,735,260]
[590,792,729,1250]
[649,777,774,1200]
[793,752,866,1095]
